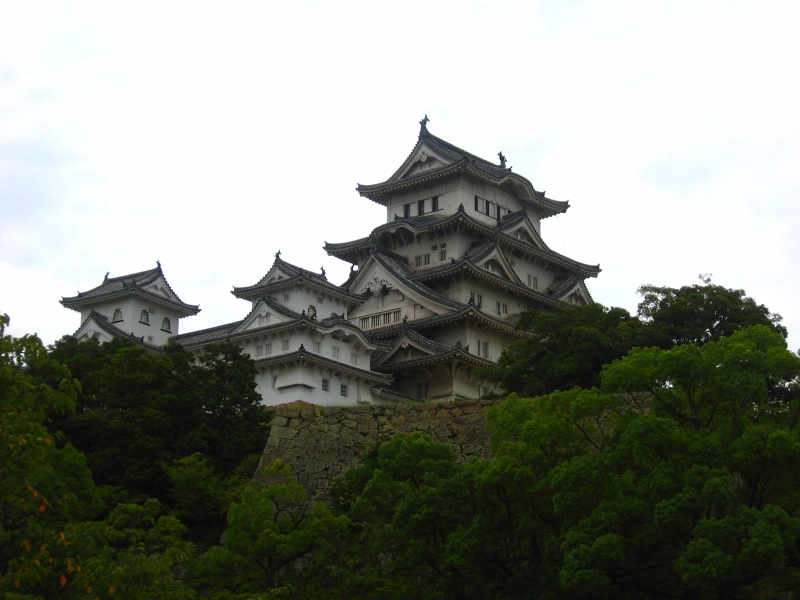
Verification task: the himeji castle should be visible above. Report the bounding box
[61,117,600,406]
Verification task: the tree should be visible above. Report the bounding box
[195,460,348,598]
[479,303,643,397]
[45,338,270,509]
[636,281,787,348]
[486,325,800,598]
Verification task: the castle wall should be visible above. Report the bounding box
[257,399,499,500]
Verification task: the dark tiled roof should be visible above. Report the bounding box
[232,255,363,303]
[370,251,463,310]
[172,320,242,347]
[374,339,491,373]
[174,295,386,351]
[364,302,532,340]
[325,207,600,276]
[548,274,585,298]
[76,311,163,352]
[356,126,569,217]
[61,264,200,315]
[253,347,393,384]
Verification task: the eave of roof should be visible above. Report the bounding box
[367,252,463,310]
[373,346,492,373]
[253,347,393,384]
[364,303,532,339]
[356,128,569,217]
[61,264,200,316]
[325,207,600,276]
[76,311,164,352]
[232,274,365,304]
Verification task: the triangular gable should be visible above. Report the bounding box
[74,316,118,344]
[472,246,522,285]
[348,257,454,315]
[143,275,182,303]
[254,264,295,287]
[230,299,295,334]
[554,279,592,306]
[371,333,439,368]
[505,218,548,250]
[388,139,456,183]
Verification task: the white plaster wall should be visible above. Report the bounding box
[254,364,377,407]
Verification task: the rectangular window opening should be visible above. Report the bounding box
[282,339,289,352]
[313,341,321,353]
[322,378,329,392]
[340,384,348,397]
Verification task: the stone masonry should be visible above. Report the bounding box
[256,399,499,500]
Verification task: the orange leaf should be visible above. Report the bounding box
[38,505,46,512]
[21,540,31,552]
[44,438,51,446]
[86,586,92,593]
[14,579,19,588]
[60,574,67,587]
[9,444,13,450]
[33,490,38,498]
[109,584,116,594]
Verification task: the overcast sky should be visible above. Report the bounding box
[1,1,799,353]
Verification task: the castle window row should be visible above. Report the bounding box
[474,195,508,220]
[403,195,439,218]
[359,309,402,330]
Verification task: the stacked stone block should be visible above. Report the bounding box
[257,400,498,500]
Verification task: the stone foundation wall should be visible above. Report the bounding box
[256,399,498,500]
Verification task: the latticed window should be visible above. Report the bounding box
[139,310,149,324]
[161,317,171,332]
[360,310,401,330]
[340,384,348,397]
[282,339,289,351]
[112,308,122,322]
[322,378,329,391]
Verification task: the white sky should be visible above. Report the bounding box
[1,1,799,353]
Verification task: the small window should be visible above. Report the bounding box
[313,341,321,353]
[432,196,439,211]
[332,347,339,360]
[415,254,430,267]
[322,378,329,392]
[265,342,272,355]
[431,244,438,251]
[112,308,123,323]
[161,317,171,332]
[440,243,446,249]
[282,339,289,351]
[444,282,450,291]
[350,352,357,365]
[283,293,290,302]
[502,303,508,314]
[477,294,482,308]
[258,313,271,326]
[416,381,430,399]
[272,376,277,389]
[482,341,489,358]
[256,345,264,357]
[340,383,348,397]
[440,250,446,261]
[404,203,411,218]
[147,335,154,343]
[418,199,425,215]
[139,310,150,325]
[528,274,538,289]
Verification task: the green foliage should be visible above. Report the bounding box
[194,460,348,598]
[0,314,195,599]
[636,282,787,347]
[479,303,642,397]
[46,338,271,509]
